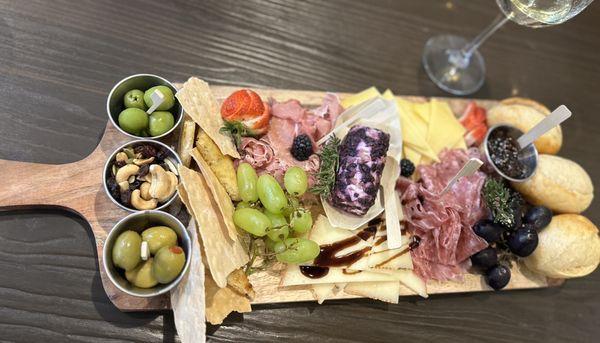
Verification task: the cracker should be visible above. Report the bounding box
[205,272,252,325]
[191,149,238,242]
[170,219,206,342]
[178,165,249,288]
[176,77,240,158]
[177,114,197,167]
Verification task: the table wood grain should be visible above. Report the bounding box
[0,0,599,342]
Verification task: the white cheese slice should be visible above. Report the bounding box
[344,282,400,304]
[281,266,411,286]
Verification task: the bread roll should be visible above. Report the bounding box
[487,103,562,154]
[524,214,600,279]
[512,154,593,213]
[500,97,550,115]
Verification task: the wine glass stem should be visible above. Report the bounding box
[449,14,510,68]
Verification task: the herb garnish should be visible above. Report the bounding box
[220,121,251,150]
[310,135,341,197]
[482,178,516,228]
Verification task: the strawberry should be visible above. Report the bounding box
[221,89,265,121]
[459,101,487,131]
[464,123,488,146]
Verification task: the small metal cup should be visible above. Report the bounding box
[103,210,191,298]
[482,124,538,183]
[103,139,182,212]
[107,74,183,139]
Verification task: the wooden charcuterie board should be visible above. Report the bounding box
[0,85,564,312]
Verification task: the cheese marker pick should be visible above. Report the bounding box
[517,105,572,150]
[146,89,165,114]
[381,156,403,249]
[438,158,483,196]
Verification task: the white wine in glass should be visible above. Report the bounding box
[422,0,594,95]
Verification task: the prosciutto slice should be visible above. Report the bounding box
[397,148,488,281]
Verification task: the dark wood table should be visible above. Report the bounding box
[1,1,598,342]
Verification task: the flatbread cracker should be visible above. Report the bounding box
[191,149,238,242]
[177,114,197,167]
[205,272,251,325]
[176,77,240,158]
[227,269,255,300]
[170,220,206,343]
[178,165,249,288]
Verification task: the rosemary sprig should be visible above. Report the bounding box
[220,121,251,150]
[310,135,341,197]
[482,178,515,227]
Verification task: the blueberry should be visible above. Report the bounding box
[523,206,552,231]
[486,264,511,290]
[507,226,538,257]
[473,219,505,243]
[471,247,498,270]
[400,159,415,177]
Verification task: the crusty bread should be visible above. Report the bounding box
[487,103,562,154]
[524,214,600,279]
[500,97,550,115]
[512,154,593,214]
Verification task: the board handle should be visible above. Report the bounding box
[0,158,93,211]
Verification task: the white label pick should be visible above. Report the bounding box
[146,89,165,114]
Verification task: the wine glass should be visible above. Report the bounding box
[422,0,595,95]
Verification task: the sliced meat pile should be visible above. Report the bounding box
[329,125,390,216]
[397,148,488,281]
[239,94,343,184]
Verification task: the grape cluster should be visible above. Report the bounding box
[234,164,319,267]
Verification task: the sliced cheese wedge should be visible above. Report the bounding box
[281,266,412,286]
[344,282,400,304]
[341,87,381,109]
[427,99,466,155]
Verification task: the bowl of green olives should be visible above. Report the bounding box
[103,139,182,212]
[103,210,191,297]
[107,74,183,139]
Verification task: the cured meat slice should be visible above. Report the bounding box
[329,125,390,216]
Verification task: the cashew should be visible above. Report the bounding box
[118,181,129,192]
[149,164,178,202]
[140,182,152,200]
[116,164,139,184]
[116,152,128,163]
[133,156,155,166]
[130,189,158,210]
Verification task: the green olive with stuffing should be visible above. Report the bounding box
[152,246,186,284]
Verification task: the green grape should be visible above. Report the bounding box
[266,225,290,242]
[257,175,288,214]
[272,240,287,254]
[236,201,252,210]
[237,163,259,202]
[276,238,320,264]
[233,208,271,237]
[263,210,287,228]
[290,208,313,234]
[284,166,308,196]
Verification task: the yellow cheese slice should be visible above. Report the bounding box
[427,99,466,155]
[341,87,381,109]
[382,89,395,100]
[413,101,431,125]
[403,146,421,166]
[453,137,468,150]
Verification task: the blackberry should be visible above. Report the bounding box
[400,158,415,177]
[290,134,313,161]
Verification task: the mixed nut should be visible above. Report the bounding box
[107,144,179,210]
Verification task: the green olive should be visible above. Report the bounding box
[144,85,175,111]
[112,230,142,271]
[148,111,175,136]
[124,89,147,110]
[125,258,158,288]
[152,246,186,284]
[141,226,178,255]
[118,108,148,135]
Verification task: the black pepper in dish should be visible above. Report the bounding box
[487,129,529,179]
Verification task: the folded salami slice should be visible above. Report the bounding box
[329,125,390,216]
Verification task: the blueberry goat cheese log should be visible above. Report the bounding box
[329,125,390,216]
